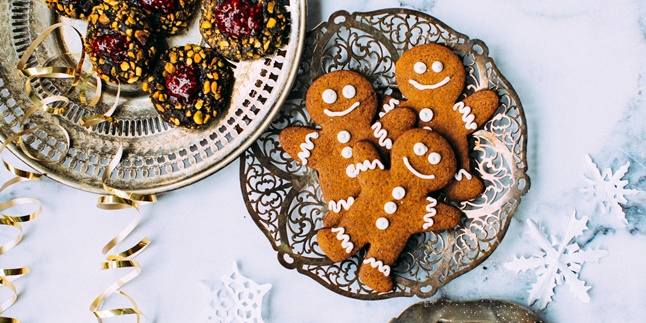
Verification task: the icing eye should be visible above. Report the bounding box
[432,61,443,73]
[413,143,428,156]
[342,85,356,99]
[414,62,427,74]
[428,152,441,165]
[341,147,353,159]
[322,89,337,104]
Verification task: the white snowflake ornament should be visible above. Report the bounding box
[505,212,608,309]
[581,154,640,226]
[204,262,271,323]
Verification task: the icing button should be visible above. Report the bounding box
[428,152,441,165]
[341,146,353,159]
[337,130,351,144]
[392,187,406,200]
[420,108,434,122]
[384,201,397,214]
[375,217,389,230]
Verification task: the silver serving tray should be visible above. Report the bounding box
[0,0,306,194]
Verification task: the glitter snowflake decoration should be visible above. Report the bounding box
[581,154,640,226]
[505,212,608,309]
[203,263,271,323]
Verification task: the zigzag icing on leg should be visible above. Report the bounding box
[331,227,354,253]
[328,197,355,213]
[371,122,393,150]
[454,169,473,181]
[423,197,438,229]
[363,257,391,276]
[346,159,385,178]
[297,132,319,165]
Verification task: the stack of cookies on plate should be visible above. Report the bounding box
[279,43,499,292]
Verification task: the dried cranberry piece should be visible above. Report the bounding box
[91,33,128,62]
[137,0,175,14]
[214,0,263,38]
[165,64,201,104]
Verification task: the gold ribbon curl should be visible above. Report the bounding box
[89,144,156,323]
[21,23,151,322]
[0,22,88,323]
[0,135,43,323]
[0,183,39,323]
[14,21,153,322]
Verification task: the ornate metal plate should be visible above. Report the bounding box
[241,9,530,299]
[0,0,305,194]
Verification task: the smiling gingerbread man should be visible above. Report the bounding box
[317,128,462,292]
[280,70,417,226]
[390,44,499,201]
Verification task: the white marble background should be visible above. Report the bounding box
[1,0,645,322]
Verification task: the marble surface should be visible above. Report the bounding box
[1,0,645,322]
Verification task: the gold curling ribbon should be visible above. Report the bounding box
[14,21,154,321]
[0,22,84,322]
[0,137,41,323]
[18,23,108,126]
[89,144,156,322]
[17,23,86,118]
[0,122,70,323]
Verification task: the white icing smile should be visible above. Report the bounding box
[409,76,450,91]
[324,101,360,117]
[403,157,435,180]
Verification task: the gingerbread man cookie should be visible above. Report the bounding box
[317,129,462,292]
[279,70,417,226]
[393,44,499,201]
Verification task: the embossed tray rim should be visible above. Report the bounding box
[0,0,307,195]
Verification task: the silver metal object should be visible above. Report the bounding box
[390,299,543,323]
[241,8,530,299]
[0,0,306,194]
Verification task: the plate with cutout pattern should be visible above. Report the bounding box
[0,0,305,194]
[241,8,530,299]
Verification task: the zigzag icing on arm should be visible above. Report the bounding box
[379,98,400,118]
[371,122,393,150]
[328,197,355,213]
[423,197,438,229]
[454,169,473,181]
[453,102,477,130]
[331,227,354,253]
[345,159,385,178]
[297,132,319,165]
[363,257,391,276]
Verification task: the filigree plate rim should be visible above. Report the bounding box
[240,7,530,299]
[0,0,307,195]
